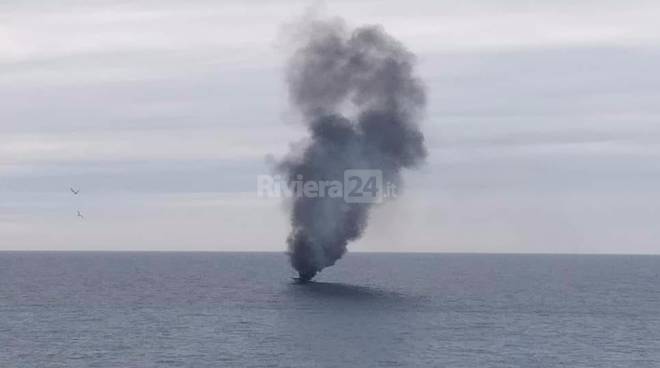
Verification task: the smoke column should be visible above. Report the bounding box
[279,17,427,281]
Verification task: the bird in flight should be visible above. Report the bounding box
[77,210,84,219]
[70,187,80,195]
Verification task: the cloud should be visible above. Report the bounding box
[1,0,659,251]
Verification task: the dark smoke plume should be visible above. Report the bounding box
[279,17,427,281]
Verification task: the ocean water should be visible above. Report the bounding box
[1,252,659,367]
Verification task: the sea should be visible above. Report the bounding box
[1,252,659,367]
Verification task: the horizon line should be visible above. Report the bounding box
[0,250,658,256]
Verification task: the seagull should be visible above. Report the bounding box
[77,210,84,219]
[70,187,80,195]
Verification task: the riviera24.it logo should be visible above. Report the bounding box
[257,169,396,204]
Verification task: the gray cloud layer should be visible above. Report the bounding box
[1,0,659,253]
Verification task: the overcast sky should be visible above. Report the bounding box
[2,0,659,253]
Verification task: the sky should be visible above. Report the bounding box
[1,0,659,253]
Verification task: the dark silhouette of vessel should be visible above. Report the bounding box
[295,271,317,283]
